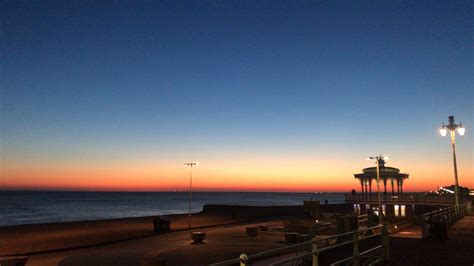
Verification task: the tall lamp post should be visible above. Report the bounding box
[184,162,198,229]
[366,155,389,224]
[439,116,465,215]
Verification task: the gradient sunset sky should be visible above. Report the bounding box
[1,1,472,192]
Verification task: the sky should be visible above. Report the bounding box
[1,1,472,192]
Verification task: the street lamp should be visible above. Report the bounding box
[439,115,465,215]
[184,162,198,229]
[366,155,389,224]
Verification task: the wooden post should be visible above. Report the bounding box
[352,231,360,266]
[312,237,319,266]
[382,223,390,262]
[239,254,248,266]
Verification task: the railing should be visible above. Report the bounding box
[210,224,390,266]
[209,238,311,266]
[345,193,470,204]
[421,202,472,239]
[356,214,368,228]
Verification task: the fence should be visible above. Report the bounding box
[421,202,472,239]
[210,224,390,266]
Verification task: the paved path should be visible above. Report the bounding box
[5,213,473,265]
[390,213,474,265]
[25,220,289,266]
[391,225,422,238]
[0,213,241,256]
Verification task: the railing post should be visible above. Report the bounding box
[421,214,427,239]
[443,208,447,225]
[449,207,453,224]
[428,212,433,238]
[239,254,248,266]
[352,230,360,266]
[382,223,390,262]
[451,206,456,223]
[448,207,451,223]
[312,236,319,266]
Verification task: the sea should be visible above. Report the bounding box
[0,191,345,227]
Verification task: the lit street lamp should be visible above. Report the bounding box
[439,115,465,215]
[184,162,198,229]
[366,155,389,224]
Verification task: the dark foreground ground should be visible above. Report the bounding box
[390,213,474,266]
[1,205,472,265]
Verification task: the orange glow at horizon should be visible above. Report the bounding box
[2,155,472,192]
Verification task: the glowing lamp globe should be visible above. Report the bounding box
[439,128,447,137]
[457,127,465,136]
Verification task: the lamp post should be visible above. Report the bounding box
[184,162,198,229]
[439,116,465,215]
[366,155,388,224]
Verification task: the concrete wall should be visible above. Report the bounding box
[201,203,353,220]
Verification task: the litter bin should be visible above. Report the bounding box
[154,216,171,233]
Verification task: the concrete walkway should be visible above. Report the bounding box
[390,213,474,265]
[6,213,473,265]
[25,220,289,266]
[391,226,422,238]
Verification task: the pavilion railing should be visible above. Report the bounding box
[345,193,469,204]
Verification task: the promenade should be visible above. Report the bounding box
[390,213,474,265]
[17,219,289,266]
[2,207,472,265]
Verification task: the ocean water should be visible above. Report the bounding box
[0,191,345,227]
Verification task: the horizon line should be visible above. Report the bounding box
[0,188,429,193]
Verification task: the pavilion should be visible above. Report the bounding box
[354,158,409,201]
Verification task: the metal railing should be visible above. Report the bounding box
[209,238,311,266]
[211,224,390,266]
[421,202,471,239]
[356,214,368,228]
[345,193,470,204]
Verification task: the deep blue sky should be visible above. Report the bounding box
[1,1,472,191]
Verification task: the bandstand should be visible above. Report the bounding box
[354,158,409,201]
